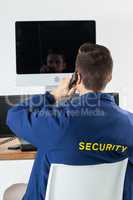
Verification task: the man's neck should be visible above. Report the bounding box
[78,88,103,96]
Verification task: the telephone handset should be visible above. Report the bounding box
[68,71,78,90]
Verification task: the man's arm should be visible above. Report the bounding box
[6,77,76,149]
[6,92,57,148]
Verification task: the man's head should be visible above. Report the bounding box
[46,49,66,73]
[75,43,113,92]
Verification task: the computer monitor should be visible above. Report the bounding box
[15,20,96,87]
[109,93,119,106]
[0,93,119,138]
[0,95,32,138]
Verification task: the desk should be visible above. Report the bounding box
[0,138,36,160]
[0,138,35,199]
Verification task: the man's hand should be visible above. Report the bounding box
[51,76,76,102]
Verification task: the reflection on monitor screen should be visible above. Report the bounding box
[15,20,96,74]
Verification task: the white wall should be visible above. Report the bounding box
[0,0,133,110]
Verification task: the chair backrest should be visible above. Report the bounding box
[45,159,128,200]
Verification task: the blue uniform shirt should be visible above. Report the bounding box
[6,92,133,200]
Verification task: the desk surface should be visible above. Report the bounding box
[0,138,36,160]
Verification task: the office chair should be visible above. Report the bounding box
[45,159,128,200]
[3,159,128,200]
[3,183,27,200]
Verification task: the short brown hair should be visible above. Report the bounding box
[76,43,113,91]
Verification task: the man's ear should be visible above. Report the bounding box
[107,73,112,83]
[77,72,82,85]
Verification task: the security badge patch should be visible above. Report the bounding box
[79,141,128,153]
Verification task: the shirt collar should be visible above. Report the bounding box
[80,92,115,104]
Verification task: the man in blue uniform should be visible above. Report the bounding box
[6,43,133,200]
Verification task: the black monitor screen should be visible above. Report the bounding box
[109,93,119,106]
[0,95,32,138]
[15,20,96,74]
